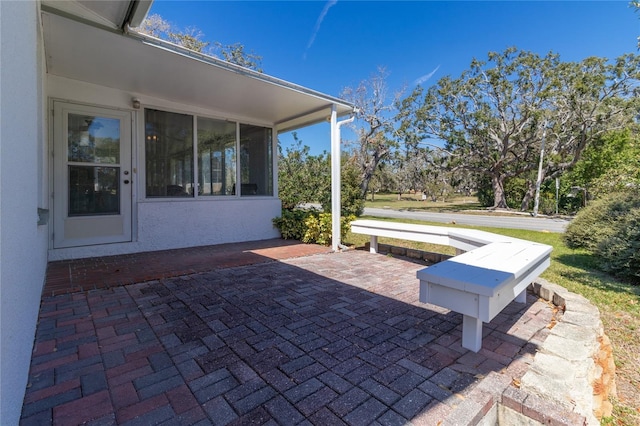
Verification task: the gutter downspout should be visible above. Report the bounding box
[122,0,154,30]
[331,105,356,252]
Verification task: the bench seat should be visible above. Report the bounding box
[350,219,552,352]
[417,241,551,351]
[350,219,520,254]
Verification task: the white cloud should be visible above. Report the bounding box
[304,0,338,59]
[414,65,441,86]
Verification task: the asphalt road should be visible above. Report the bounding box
[363,207,570,233]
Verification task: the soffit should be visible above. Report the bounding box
[42,11,353,132]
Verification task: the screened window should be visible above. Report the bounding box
[198,117,236,196]
[240,124,273,196]
[145,109,194,197]
[144,108,273,199]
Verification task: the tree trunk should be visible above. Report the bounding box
[492,175,508,209]
[360,165,375,198]
[520,180,535,211]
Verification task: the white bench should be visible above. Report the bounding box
[350,219,552,352]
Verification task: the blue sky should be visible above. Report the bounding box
[149,1,639,154]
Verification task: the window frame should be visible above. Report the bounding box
[141,106,275,201]
[144,108,195,198]
[196,116,238,197]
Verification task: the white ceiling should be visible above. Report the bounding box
[42,11,353,132]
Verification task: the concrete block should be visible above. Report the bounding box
[443,398,485,426]
[525,353,576,383]
[476,400,498,426]
[539,334,593,362]
[565,297,600,316]
[406,249,423,259]
[423,252,441,263]
[377,243,391,253]
[538,286,555,302]
[498,404,543,426]
[549,323,598,351]
[530,282,542,296]
[521,391,588,426]
[552,292,567,308]
[390,246,406,256]
[561,311,601,329]
[474,371,511,397]
[501,385,527,414]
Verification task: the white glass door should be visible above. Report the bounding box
[53,102,132,248]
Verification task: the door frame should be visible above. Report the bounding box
[51,100,133,248]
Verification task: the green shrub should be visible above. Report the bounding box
[564,190,640,283]
[595,208,640,281]
[273,210,355,246]
[302,213,354,246]
[318,159,365,217]
[272,209,315,240]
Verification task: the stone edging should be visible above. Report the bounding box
[443,279,614,426]
[364,244,614,425]
[517,278,615,425]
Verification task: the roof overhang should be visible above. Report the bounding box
[41,10,354,132]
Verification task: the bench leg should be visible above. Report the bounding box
[370,235,378,254]
[462,315,483,352]
[515,289,526,304]
[418,281,429,304]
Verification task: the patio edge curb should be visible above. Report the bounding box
[436,278,611,426]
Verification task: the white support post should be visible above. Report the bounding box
[330,105,340,252]
[515,289,527,304]
[462,315,483,352]
[330,105,355,252]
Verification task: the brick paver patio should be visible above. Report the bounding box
[20,242,554,425]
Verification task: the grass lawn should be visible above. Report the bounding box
[345,216,640,426]
[366,192,483,212]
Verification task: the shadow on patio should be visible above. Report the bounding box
[21,241,553,425]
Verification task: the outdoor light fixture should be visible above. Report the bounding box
[132,98,141,109]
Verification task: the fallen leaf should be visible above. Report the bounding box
[437,384,452,393]
[512,378,521,388]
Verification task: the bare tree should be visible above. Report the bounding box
[342,67,404,197]
[134,14,263,71]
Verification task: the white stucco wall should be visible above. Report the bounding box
[136,199,282,250]
[49,198,282,260]
[0,1,49,424]
[47,76,282,261]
